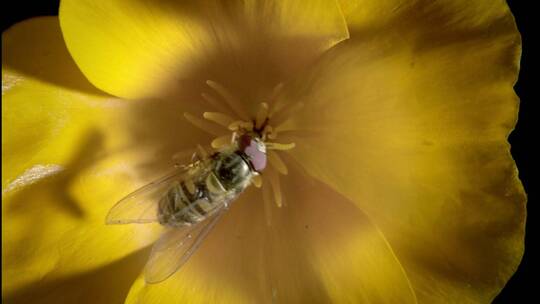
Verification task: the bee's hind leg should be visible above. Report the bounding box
[194,145,214,166]
[172,145,212,168]
[172,149,195,168]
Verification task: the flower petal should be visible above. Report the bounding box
[282,1,525,302]
[59,0,349,100]
[3,249,149,304]
[2,17,165,294]
[125,171,416,303]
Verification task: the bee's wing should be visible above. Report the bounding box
[145,207,226,284]
[106,166,191,225]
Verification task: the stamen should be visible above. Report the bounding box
[255,102,269,130]
[172,148,197,163]
[262,125,273,134]
[228,120,254,132]
[251,174,262,188]
[206,80,249,121]
[267,151,288,175]
[201,93,234,116]
[271,102,304,126]
[203,112,235,128]
[267,168,283,207]
[183,112,224,137]
[268,83,286,116]
[186,80,299,211]
[274,119,298,133]
[262,180,273,226]
[211,135,232,149]
[196,145,211,160]
[266,142,296,151]
[173,144,213,167]
[269,82,284,102]
[264,125,278,140]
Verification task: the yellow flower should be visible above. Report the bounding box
[2,0,525,303]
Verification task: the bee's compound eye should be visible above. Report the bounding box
[241,139,266,172]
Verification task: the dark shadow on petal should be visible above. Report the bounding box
[4,130,106,269]
[3,247,150,304]
[2,16,108,96]
[7,130,105,218]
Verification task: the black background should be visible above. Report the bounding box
[2,0,536,302]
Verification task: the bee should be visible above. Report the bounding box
[106,133,267,283]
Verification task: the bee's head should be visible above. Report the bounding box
[238,134,266,172]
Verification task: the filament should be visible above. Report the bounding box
[262,180,273,226]
[271,102,304,126]
[266,168,283,208]
[267,151,288,175]
[255,102,269,130]
[201,93,234,116]
[203,112,235,128]
[206,80,249,120]
[274,118,298,133]
[183,112,224,137]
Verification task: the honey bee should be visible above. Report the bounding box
[106,133,267,283]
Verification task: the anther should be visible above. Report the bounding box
[211,135,231,149]
[251,174,263,188]
[183,112,224,136]
[265,142,296,151]
[203,112,235,128]
[228,120,254,132]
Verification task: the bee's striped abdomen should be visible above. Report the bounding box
[158,151,253,227]
[158,177,219,226]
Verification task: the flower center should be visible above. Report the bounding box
[183,80,297,214]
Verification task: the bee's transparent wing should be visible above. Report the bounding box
[106,167,190,225]
[145,207,226,283]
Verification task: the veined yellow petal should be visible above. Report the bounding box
[59,0,349,101]
[2,17,192,295]
[126,170,416,303]
[284,1,525,302]
[2,17,104,189]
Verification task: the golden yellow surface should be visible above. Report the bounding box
[2,17,161,300]
[285,0,525,302]
[59,0,349,100]
[2,0,525,303]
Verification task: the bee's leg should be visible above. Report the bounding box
[231,132,238,144]
[172,149,196,168]
[195,145,212,165]
[191,152,199,162]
